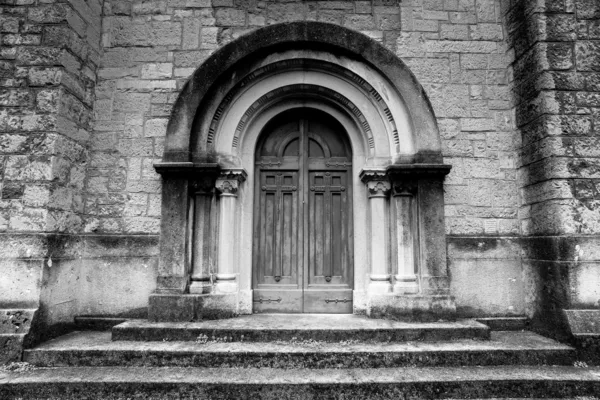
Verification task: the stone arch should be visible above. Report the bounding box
[151,22,455,321]
[162,21,441,164]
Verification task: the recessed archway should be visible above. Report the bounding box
[150,22,455,322]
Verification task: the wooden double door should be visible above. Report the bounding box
[253,109,353,313]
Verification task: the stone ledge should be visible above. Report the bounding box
[366,294,458,323]
[2,365,600,399]
[148,293,239,323]
[24,330,575,368]
[112,314,486,343]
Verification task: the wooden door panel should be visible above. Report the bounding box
[253,289,302,313]
[303,289,353,313]
[253,110,353,314]
[307,171,351,288]
[254,171,299,287]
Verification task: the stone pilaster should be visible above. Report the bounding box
[391,179,419,295]
[189,176,218,294]
[214,169,247,294]
[360,169,392,294]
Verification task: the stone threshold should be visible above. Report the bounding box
[112,314,490,342]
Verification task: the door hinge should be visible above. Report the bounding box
[254,297,282,304]
[325,298,351,304]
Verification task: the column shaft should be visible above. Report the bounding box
[361,172,392,294]
[214,170,246,294]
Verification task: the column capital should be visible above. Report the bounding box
[360,169,390,198]
[366,180,391,198]
[216,169,247,196]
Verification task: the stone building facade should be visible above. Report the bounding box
[0,0,599,353]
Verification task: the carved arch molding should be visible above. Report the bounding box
[150,22,456,321]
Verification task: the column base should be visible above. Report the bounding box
[368,275,392,294]
[366,293,457,322]
[213,273,237,294]
[393,275,419,294]
[189,280,212,294]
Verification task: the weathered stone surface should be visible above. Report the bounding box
[115,315,489,342]
[2,365,600,400]
[24,330,574,368]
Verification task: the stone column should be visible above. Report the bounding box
[214,169,247,294]
[360,170,392,294]
[391,180,419,294]
[189,177,216,294]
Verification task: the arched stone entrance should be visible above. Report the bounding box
[149,22,455,321]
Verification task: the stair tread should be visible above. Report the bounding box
[115,314,488,331]
[26,330,573,354]
[2,365,600,384]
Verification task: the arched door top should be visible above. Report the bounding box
[162,22,441,165]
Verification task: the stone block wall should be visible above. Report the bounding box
[505,0,600,336]
[92,0,523,317]
[0,0,101,234]
[0,2,158,338]
[6,0,598,329]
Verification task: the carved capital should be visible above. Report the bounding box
[391,180,417,197]
[215,169,247,197]
[367,180,391,198]
[216,179,239,196]
[360,169,390,198]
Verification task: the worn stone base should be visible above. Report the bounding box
[366,294,457,322]
[148,293,247,322]
[0,334,24,364]
[0,309,38,363]
[564,309,600,365]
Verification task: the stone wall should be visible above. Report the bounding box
[0,2,154,341]
[8,0,597,327]
[505,0,600,336]
[92,0,523,317]
[0,0,102,325]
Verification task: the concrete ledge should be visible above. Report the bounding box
[148,293,239,322]
[366,295,457,323]
[111,314,488,342]
[2,365,600,399]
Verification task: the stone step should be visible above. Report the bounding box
[112,314,491,342]
[24,330,575,368]
[476,316,529,331]
[1,365,599,399]
[74,316,131,331]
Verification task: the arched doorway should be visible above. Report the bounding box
[150,22,455,322]
[253,109,353,313]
